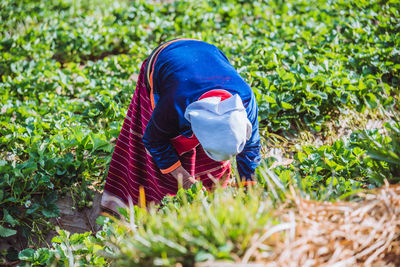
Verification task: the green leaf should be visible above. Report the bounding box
[281,101,294,109]
[296,152,307,163]
[26,203,40,215]
[41,203,60,218]
[34,248,51,264]
[51,236,62,244]
[96,215,108,226]
[365,93,378,109]
[89,133,113,153]
[3,209,18,227]
[264,95,276,104]
[195,251,215,262]
[18,248,35,261]
[0,225,17,237]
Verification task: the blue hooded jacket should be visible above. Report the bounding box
[142,39,261,181]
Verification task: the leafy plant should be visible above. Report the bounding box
[0,0,399,263]
[101,187,275,266]
[18,228,108,267]
[355,120,400,184]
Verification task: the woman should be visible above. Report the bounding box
[101,38,261,213]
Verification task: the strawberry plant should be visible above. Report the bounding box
[0,0,399,264]
[355,120,400,184]
[18,228,108,266]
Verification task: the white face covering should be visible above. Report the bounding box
[184,94,252,161]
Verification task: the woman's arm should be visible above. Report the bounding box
[236,137,261,181]
[236,97,261,181]
[143,120,196,188]
[143,96,197,189]
[142,95,182,173]
[170,165,197,189]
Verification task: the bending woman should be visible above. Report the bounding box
[101,38,261,213]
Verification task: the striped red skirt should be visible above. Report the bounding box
[101,60,231,213]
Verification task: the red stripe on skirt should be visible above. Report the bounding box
[101,60,231,211]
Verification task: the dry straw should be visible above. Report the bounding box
[243,183,400,266]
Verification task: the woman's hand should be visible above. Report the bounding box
[170,165,197,189]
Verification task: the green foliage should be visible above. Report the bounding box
[18,188,275,266]
[17,123,400,265]
[0,225,17,238]
[110,188,275,266]
[1,0,399,130]
[260,119,400,200]
[161,182,208,210]
[355,120,400,183]
[0,28,136,242]
[1,0,399,263]
[18,228,108,266]
[270,138,369,200]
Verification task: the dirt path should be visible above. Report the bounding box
[43,191,103,244]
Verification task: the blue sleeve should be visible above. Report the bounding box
[143,96,181,173]
[236,99,261,181]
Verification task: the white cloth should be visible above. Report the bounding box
[184,94,252,161]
